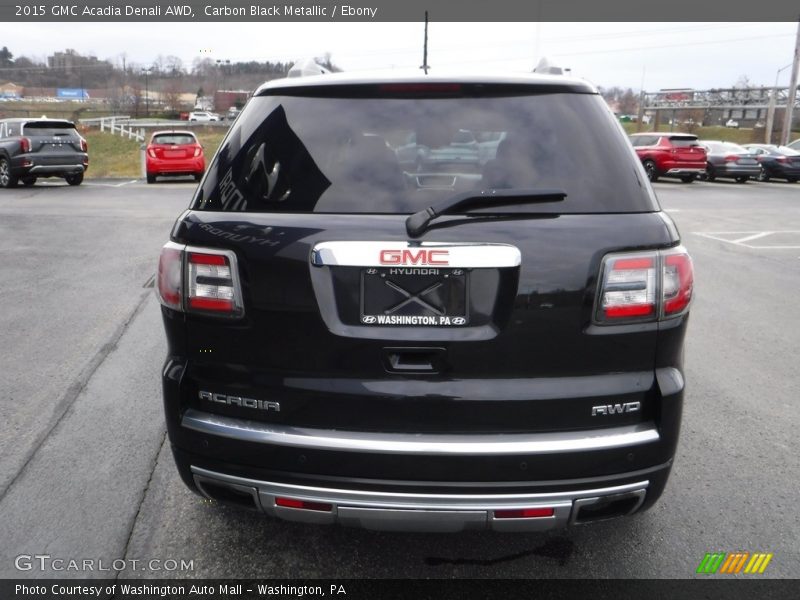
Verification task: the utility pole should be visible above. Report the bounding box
[779,18,800,146]
[766,63,793,143]
[420,11,429,74]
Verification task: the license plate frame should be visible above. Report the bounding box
[359,267,469,326]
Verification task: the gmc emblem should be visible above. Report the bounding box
[379,249,450,266]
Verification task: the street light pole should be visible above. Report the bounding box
[766,63,793,144]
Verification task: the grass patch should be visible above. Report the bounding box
[195,129,227,156]
[84,130,141,178]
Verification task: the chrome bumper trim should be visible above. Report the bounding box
[182,409,660,455]
[665,168,705,174]
[191,466,649,532]
[29,164,85,173]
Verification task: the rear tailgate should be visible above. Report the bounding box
[163,85,674,438]
[171,210,673,434]
[669,136,705,165]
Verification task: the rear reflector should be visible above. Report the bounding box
[596,246,693,324]
[275,497,333,512]
[155,243,244,317]
[494,507,555,519]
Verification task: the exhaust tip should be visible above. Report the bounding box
[194,476,261,511]
[571,489,646,525]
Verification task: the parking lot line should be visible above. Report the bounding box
[731,232,774,244]
[84,180,139,188]
[693,231,800,250]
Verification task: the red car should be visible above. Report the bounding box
[145,130,205,184]
[629,133,707,183]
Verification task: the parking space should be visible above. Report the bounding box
[0,179,798,579]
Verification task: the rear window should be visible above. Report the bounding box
[22,121,78,137]
[668,137,700,148]
[776,146,800,156]
[152,134,196,145]
[193,89,656,214]
[706,142,746,153]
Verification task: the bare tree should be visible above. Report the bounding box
[165,55,183,77]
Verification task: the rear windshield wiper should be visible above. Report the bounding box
[406,188,566,237]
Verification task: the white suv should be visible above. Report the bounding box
[188,111,220,122]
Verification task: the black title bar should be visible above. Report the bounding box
[1,0,799,22]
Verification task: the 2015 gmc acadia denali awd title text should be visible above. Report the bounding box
[156,71,693,532]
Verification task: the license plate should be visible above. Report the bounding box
[739,159,757,165]
[360,267,468,326]
[165,150,185,158]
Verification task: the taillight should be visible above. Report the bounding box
[20,137,31,153]
[147,148,156,158]
[187,251,242,314]
[723,155,739,162]
[156,242,183,310]
[598,255,657,320]
[80,138,88,152]
[662,250,694,316]
[776,156,788,164]
[595,247,693,324]
[193,146,202,157]
[155,243,244,317]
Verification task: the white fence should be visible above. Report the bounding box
[98,117,144,142]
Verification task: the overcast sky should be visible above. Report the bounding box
[2,21,798,90]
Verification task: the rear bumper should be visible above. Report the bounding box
[163,321,686,530]
[765,165,800,178]
[182,408,660,455]
[188,464,657,532]
[12,153,88,177]
[714,164,760,177]
[146,157,204,175]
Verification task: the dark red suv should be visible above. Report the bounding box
[629,133,707,183]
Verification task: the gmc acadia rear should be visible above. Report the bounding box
[156,71,693,532]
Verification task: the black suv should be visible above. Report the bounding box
[0,118,88,187]
[157,72,693,532]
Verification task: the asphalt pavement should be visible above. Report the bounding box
[0,177,798,579]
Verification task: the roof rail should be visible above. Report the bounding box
[288,58,332,78]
